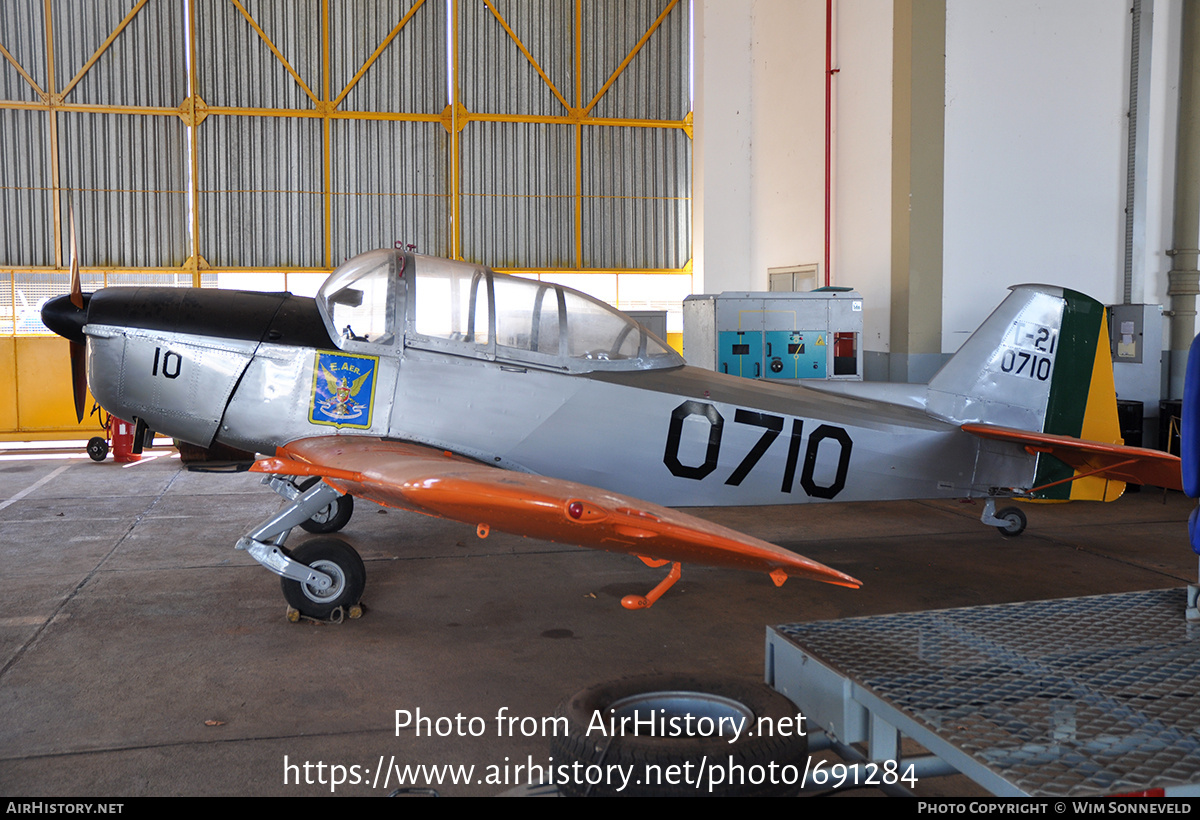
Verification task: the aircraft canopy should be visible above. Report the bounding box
[316,250,682,373]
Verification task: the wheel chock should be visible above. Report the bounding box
[283,603,364,624]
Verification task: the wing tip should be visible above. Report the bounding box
[772,566,863,590]
[829,577,864,590]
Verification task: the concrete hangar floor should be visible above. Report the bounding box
[0,445,1194,797]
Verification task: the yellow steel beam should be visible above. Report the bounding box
[573,0,581,124]
[449,0,460,259]
[0,100,178,114]
[574,0,582,268]
[583,0,679,117]
[494,267,691,276]
[205,105,441,120]
[321,0,332,269]
[188,0,201,286]
[463,112,688,129]
[332,0,426,108]
[58,0,149,101]
[229,0,320,106]
[456,190,687,203]
[0,41,45,98]
[482,0,571,114]
[1,265,689,275]
[573,119,582,269]
[44,0,60,269]
[0,99,689,133]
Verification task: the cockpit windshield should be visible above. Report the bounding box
[316,249,399,347]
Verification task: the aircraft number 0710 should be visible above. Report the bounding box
[663,400,853,498]
[998,349,1051,381]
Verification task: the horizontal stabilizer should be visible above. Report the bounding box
[962,423,1182,491]
[252,437,862,590]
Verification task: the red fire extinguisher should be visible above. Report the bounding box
[110,417,141,463]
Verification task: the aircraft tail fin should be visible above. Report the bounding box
[927,285,1123,500]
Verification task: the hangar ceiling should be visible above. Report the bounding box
[0,0,692,335]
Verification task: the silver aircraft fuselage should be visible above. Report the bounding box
[71,250,1027,509]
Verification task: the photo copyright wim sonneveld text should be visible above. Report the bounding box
[918,804,1194,814]
[281,707,916,793]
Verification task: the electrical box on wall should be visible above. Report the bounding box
[1107,303,1164,447]
[682,290,864,381]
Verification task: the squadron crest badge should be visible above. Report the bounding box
[310,351,378,429]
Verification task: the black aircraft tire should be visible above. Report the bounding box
[996,506,1027,538]
[280,538,365,620]
[296,476,354,534]
[87,436,109,462]
[549,673,808,797]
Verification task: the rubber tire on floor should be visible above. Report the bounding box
[280,538,365,620]
[549,673,808,797]
[296,476,354,534]
[996,506,1027,538]
[87,436,108,462]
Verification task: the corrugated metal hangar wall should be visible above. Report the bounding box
[0,0,693,437]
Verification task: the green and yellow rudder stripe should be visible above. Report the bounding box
[1032,289,1124,501]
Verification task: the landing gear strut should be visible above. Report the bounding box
[237,475,365,620]
[980,497,1027,537]
[296,476,354,533]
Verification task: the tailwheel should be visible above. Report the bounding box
[280,538,365,620]
[995,506,1027,538]
[296,476,354,533]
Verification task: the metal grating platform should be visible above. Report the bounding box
[766,588,1200,796]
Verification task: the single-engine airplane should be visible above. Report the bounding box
[41,244,1182,619]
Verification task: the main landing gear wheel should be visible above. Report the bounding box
[280,538,366,620]
[995,506,1027,538]
[87,436,108,462]
[550,673,808,797]
[297,476,354,533]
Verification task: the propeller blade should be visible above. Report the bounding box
[67,201,86,421]
[69,340,86,423]
[68,202,82,309]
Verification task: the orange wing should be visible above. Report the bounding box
[962,423,1182,491]
[250,436,862,590]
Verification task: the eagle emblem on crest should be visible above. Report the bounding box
[309,352,378,429]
